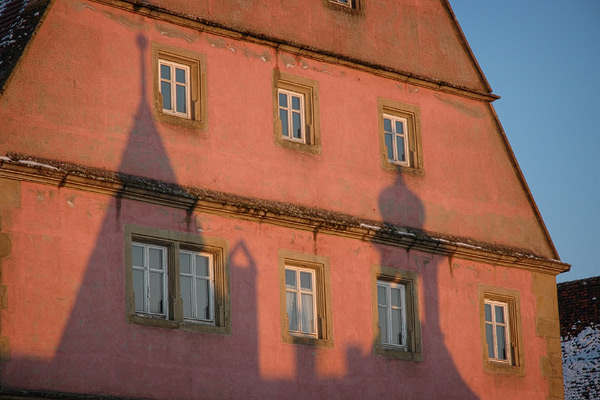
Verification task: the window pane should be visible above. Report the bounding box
[161,81,172,110]
[301,293,314,333]
[292,112,302,139]
[385,133,394,160]
[180,252,191,274]
[279,92,288,108]
[181,275,192,318]
[377,285,387,306]
[396,136,406,162]
[287,291,298,331]
[391,287,402,307]
[486,323,494,358]
[495,305,505,324]
[484,303,492,322]
[176,84,187,114]
[132,245,144,267]
[496,326,507,359]
[391,308,403,345]
[378,306,388,343]
[196,255,209,277]
[285,269,296,289]
[291,95,301,111]
[300,271,312,291]
[197,278,210,320]
[160,64,170,80]
[175,68,186,84]
[395,120,404,134]
[383,117,392,133]
[279,109,289,137]
[133,269,145,312]
[149,272,164,314]
[149,248,163,270]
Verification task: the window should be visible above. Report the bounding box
[326,0,361,12]
[278,89,306,143]
[278,250,333,347]
[273,72,321,154]
[285,266,317,336]
[152,43,207,130]
[159,60,191,119]
[371,265,422,360]
[377,98,423,174]
[484,299,510,363]
[125,225,230,334]
[479,285,524,374]
[383,114,409,166]
[330,0,352,7]
[377,281,407,350]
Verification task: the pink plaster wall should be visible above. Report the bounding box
[148,0,488,92]
[0,0,554,257]
[1,182,551,399]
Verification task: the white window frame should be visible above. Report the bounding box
[285,266,318,337]
[179,250,215,324]
[278,88,306,144]
[377,280,407,350]
[330,0,352,7]
[158,59,191,119]
[484,299,511,364]
[132,242,168,318]
[383,113,410,167]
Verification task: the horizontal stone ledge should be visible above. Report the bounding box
[0,153,570,275]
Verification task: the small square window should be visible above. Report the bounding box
[479,285,524,374]
[278,250,333,347]
[152,43,207,131]
[378,98,423,174]
[372,265,422,361]
[273,72,321,155]
[125,225,230,334]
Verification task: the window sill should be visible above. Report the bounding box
[128,313,230,335]
[374,344,423,361]
[153,108,207,132]
[483,360,525,375]
[282,332,333,348]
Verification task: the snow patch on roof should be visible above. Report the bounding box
[562,325,600,400]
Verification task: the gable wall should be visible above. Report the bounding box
[0,0,554,257]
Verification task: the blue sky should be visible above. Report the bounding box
[449,1,600,282]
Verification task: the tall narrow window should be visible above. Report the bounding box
[180,250,214,323]
[285,266,317,336]
[278,89,306,143]
[278,250,333,347]
[132,243,168,317]
[484,299,511,363]
[383,114,409,166]
[159,60,191,119]
[377,281,407,349]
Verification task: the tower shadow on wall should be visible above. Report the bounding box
[5,33,262,398]
[7,34,477,399]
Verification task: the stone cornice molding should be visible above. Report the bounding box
[0,156,569,276]
[88,0,499,103]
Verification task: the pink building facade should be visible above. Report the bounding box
[0,0,568,398]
